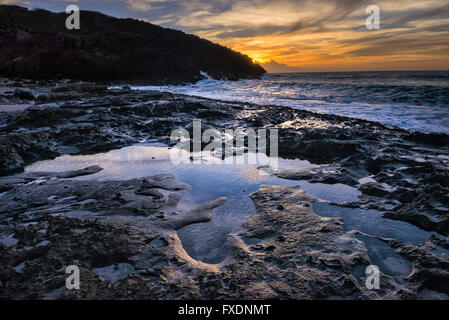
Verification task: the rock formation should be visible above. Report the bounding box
[0,5,266,84]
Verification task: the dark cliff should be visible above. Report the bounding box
[0,5,266,84]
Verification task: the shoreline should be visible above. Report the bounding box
[3,75,449,135]
[0,79,449,300]
[114,71,449,136]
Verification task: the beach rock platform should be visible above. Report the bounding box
[0,79,448,299]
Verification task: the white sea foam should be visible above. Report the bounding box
[111,71,449,134]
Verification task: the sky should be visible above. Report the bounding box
[2,0,449,72]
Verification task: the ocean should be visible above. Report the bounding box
[125,70,449,134]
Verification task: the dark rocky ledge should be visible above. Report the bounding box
[0,5,266,84]
[0,79,449,299]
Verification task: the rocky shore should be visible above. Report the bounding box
[1,78,449,299]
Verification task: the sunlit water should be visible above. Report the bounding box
[312,202,443,279]
[25,145,444,267]
[114,71,449,134]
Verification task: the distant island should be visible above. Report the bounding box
[0,5,266,84]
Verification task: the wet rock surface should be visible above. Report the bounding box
[0,80,448,299]
[2,181,447,299]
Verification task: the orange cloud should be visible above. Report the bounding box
[8,0,449,71]
[174,0,449,71]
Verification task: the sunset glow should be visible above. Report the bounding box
[4,0,449,72]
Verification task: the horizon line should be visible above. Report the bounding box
[265,69,449,74]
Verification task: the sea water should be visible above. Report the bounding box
[118,71,449,134]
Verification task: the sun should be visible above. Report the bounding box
[249,54,271,64]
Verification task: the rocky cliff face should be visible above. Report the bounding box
[0,5,266,84]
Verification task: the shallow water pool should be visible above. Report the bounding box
[26,144,406,264]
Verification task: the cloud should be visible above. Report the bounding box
[4,0,449,71]
[261,60,302,73]
[126,0,158,11]
[385,2,449,28]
